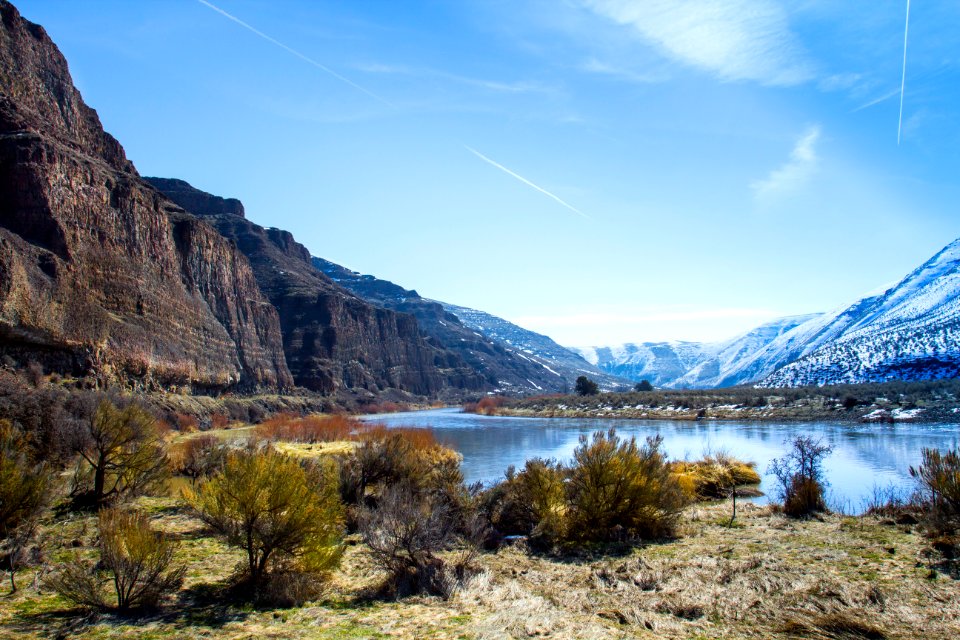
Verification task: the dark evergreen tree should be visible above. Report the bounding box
[574,376,599,396]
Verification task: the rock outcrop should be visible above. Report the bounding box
[0,0,292,390]
[146,178,487,396]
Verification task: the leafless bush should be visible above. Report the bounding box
[769,436,832,518]
[359,483,477,598]
[169,435,228,481]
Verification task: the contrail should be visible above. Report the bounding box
[897,0,911,144]
[464,146,590,220]
[196,0,391,107]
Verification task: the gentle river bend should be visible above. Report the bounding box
[361,408,960,512]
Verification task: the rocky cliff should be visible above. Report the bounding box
[312,257,624,393]
[145,178,487,397]
[0,1,292,390]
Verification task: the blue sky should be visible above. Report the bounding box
[18,0,960,346]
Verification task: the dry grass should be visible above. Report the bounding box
[1,498,958,639]
[670,453,762,500]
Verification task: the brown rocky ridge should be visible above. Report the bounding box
[0,0,292,391]
[146,177,488,397]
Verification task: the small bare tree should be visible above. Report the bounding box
[768,436,832,517]
[358,482,456,597]
[70,399,169,509]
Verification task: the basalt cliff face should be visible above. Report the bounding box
[0,1,292,390]
[145,178,487,396]
[313,256,631,393]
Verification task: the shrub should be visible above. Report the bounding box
[70,399,169,509]
[172,412,199,432]
[634,380,654,392]
[670,453,761,500]
[338,427,453,505]
[257,413,361,443]
[210,413,230,429]
[0,420,53,592]
[185,446,344,599]
[566,430,688,541]
[359,482,477,598]
[47,508,184,612]
[910,447,960,534]
[482,458,568,546]
[768,436,832,518]
[463,396,506,415]
[169,435,228,481]
[575,376,599,396]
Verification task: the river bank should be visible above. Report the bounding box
[472,382,960,424]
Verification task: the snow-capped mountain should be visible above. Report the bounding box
[571,342,714,388]
[574,314,819,389]
[581,238,960,389]
[673,314,823,388]
[439,303,630,391]
[760,238,960,387]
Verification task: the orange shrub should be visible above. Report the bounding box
[256,413,364,443]
[173,412,199,432]
[210,413,230,429]
[360,401,410,415]
[359,424,438,450]
[464,396,506,415]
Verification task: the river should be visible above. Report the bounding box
[360,408,960,512]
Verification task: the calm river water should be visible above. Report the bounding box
[360,408,960,512]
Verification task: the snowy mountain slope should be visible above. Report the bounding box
[760,239,960,386]
[672,314,823,387]
[569,342,715,388]
[574,314,820,388]
[439,303,630,391]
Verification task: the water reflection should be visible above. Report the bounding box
[361,408,960,512]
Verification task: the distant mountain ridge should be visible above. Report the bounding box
[312,258,629,392]
[578,238,960,389]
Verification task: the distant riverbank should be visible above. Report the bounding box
[466,381,960,424]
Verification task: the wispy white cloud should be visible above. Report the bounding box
[751,125,821,203]
[465,146,590,220]
[356,62,555,95]
[852,87,900,112]
[579,0,813,86]
[196,0,391,106]
[578,58,667,83]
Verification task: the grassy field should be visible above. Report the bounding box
[1,496,956,639]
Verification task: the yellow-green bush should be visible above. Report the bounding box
[185,446,344,601]
[47,508,184,611]
[670,454,761,500]
[910,447,960,534]
[567,430,688,542]
[484,431,690,545]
